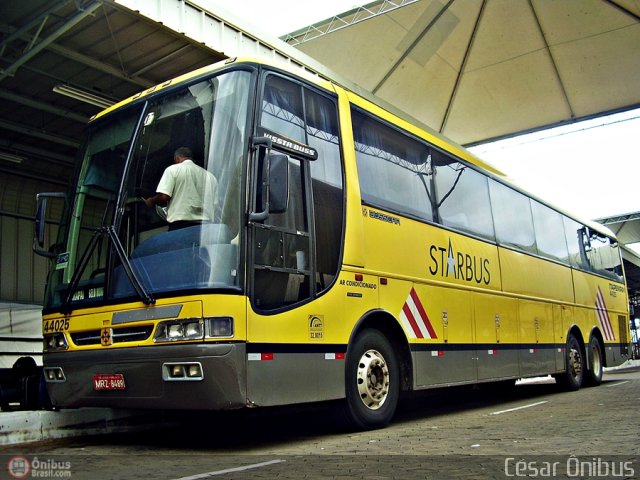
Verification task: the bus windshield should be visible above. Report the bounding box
[44,69,252,311]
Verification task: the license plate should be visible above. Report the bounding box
[93,373,126,391]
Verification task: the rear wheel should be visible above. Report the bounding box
[555,333,584,391]
[585,336,603,386]
[343,329,399,430]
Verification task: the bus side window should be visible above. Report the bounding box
[531,201,569,263]
[352,108,433,223]
[489,180,537,254]
[305,89,343,292]
[563,218,590,270]
[585,230,624,281]
[434,153,495,241]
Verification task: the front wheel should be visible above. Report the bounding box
[343,329,400,430]
[555,333,584,391]
[585,336,603,386]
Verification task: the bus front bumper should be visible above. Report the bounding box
[43,343,247,410]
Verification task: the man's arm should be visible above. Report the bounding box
[144,192,170,208]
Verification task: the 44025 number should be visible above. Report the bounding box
[43,318,69,333]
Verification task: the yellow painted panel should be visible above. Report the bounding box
[474,292,518,345]
[414,285,474,345]
[572,270,628,313]
[201,295,247,340]
[378,278,414,341]
[379,280,474,345]
[518,300,554,344]
[499,249,573,302]
[45,296,212,351]
[553,304,568,344]
[571,270,628,344]
[247,271,379,345]
[362,208,500,292]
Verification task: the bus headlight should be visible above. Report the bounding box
[43,333,69,351]
[154,319,204,343]
[168,323,184,339]
[205,317,233,338]
[154,317,233,342]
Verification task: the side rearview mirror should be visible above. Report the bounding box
[33,192,65,258]
[249,136,290,222]
[267,153,289,214]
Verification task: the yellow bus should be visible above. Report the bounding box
[34,57,630,429]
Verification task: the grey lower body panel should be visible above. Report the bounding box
[414,349,476,386]
[44,343,246,410]
[604,343,630,368]
[246,351,345,406]
[413,344,564,388]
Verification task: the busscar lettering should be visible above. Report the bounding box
[428,240,490,285]
[368,210,400,225]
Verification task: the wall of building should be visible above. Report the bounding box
[0,172,61,305]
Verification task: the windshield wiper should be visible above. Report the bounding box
[62,226,154,313]
[105,226,155,305]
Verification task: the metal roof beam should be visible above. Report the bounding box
[47,43,154,88]
[2,30,154,88]
[0,166,68,186]
[129,45,191,78]
[0,0,74,50]
[283,0,421,46]
[0,119,80,148]
[597,212,640,224]
[0,1,102,83]
[0,89,88,124]
[0,139,74,166]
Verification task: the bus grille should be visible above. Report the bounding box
[71,326,154,346]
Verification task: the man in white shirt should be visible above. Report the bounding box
[145,147,218,230]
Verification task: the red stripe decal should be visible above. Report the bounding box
[409,288,437,339]
[402,302,424,339]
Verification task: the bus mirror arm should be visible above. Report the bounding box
[249,137,272,222]
[249,147,270,222]
[33,192,66,258]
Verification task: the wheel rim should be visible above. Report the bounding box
[355,349,390,410]
[568,342,583,380]
[591,342,602,376]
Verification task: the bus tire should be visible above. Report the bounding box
[343,329,399,430]
[555,333,584,391]
[585,336,603,387]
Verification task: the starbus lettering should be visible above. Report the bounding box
[428,239,490,285]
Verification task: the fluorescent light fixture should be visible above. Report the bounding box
[0,152,25,163]
[53,84,115,109]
